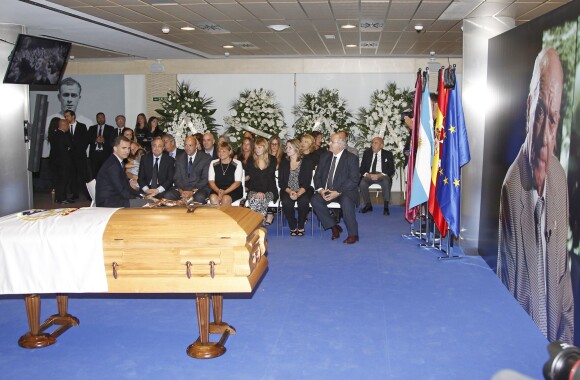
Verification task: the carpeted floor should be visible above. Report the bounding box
[0,203,549,379]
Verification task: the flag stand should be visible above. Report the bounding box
[437,230,462,260]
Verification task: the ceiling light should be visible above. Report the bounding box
[345,44,357,48]
[223,45,234,49]
[414,24,424,32]
[341,24,356,29]
[180,26,195,31]
[267,24,290,32]
[161,26,170,34]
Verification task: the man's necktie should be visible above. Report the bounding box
[326,156,337,190]
[70,124,74,136]
[371,153,377,174]
[96,126,103,151]
[534,197,547,335]
[151,157,159,189]
[187,156,193,176]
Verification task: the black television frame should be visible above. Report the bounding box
[3,34,71,86]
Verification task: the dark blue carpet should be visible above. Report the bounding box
[0,205,549,379]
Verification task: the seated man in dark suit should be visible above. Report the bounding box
[138,137,175,199]
[88,112,114,179]
[162,133,185,160]
[202,132,219,159]
[165,135,211,203]
[359,136,396,215]
[311,133,360,244]
[96,136,140,207]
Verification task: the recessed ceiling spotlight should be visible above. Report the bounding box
[223,45,234,49]
[341,24,356,29]
[414,24,424,32]
[161,26,170,34]
[267,24,291,32]
[345,44,357,48]
[180,26,195,31]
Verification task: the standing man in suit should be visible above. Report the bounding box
[64,109,89,200]
[137,137,175,199]
[88,112,114,179]
[311,133,360,244]
[497,47,574,343]
[162,133,185,160]
[96,136,140,207]
[202,132,219,159]
[165,136,211,203]
[109,115,126,146]
[50,119,73,204]
[359,137,396,215]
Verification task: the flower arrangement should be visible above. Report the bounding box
[223,88,287,147]
[356,83,414,168]
[293,88,356,144]
[155,81,217,148]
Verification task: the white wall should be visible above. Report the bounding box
[124,75,146,127]
[0,24,31,216]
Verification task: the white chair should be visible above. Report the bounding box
[86,179,96,207]
[231,170,246,207]
[369,183,382,199]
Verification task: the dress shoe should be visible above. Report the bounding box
[359,204,373,214]
[331,225,343,240]
[383,207,390,215]
[343,235,359,244]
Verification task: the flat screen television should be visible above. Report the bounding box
[3,34,71,86]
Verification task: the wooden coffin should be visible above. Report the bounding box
[102,206,268,294]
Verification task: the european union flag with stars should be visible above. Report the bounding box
[435,75,470,237]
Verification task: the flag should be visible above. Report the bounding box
[428,68,449,236]
[409,69,434,208]
[405,70,422,223]
[435,69,471,237]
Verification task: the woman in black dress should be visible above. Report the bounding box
[208,142,243,206]
[246,138,278,223]
[144,116,163,152]
[134,113,148,149]
[278,139,314,236]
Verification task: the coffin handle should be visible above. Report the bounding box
[112,262,119,279]
[210,261,215,279]
[186,261,192,279]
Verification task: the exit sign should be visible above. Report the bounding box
[153,97,166,101]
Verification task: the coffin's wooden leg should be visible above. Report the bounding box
[209,294,236,335]
[187,293,228,359]
[18,294,56,348]
[39,294,79,339]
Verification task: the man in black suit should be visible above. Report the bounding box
[162,134,185,160]
[165,136,211,203]
[50,119,73,204]
[96,136,140,207]
[311,133,360,244]
[202,132,219,159]
[64,109,89,200]
[109,114,126,146]
[359,137,396,215]
[138,137,175,199]
[88,112,114,179]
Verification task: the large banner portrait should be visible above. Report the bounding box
[30,75,125,158]
[479,1,580,345]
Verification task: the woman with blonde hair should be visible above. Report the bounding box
[300,133,321,168]
[246,138,278,224]
[278,139,314,236]
[208,142,243,206]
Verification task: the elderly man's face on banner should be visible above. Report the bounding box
[58,83,81,114]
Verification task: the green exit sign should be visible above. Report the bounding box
[153,96,166,101]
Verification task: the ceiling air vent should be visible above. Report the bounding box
[360,19,384,31]
[194,22,230,34]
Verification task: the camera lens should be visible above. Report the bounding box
[543,342,580,380]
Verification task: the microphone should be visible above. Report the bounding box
[545,229,552,244]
